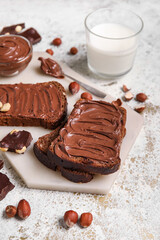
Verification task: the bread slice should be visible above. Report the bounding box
[33,126,93,183]
[48,99,126,175]
[0,81,67,129]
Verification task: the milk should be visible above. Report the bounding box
[86,23,138,77]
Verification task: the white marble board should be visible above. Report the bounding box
[0,52,143,194]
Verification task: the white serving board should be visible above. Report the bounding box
[0,52,143,194]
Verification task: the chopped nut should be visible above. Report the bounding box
[124,91,133,101]
[0,101,2,108]
[122,85,130,92]
[0,103,11,112]
[10,129,19,135]
[0,147,8,152]
[134,105,145,113]
[15,146,26,154]
[112,98,122,107]
[15,25,22,33]
[46,49,54,56]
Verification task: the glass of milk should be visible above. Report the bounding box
[85,8,143,78]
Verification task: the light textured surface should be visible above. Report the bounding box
[0,0,160,239]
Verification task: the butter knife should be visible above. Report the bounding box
[64,74,106,98]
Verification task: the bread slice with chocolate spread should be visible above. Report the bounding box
[0,81,67,129]
[33,125,93,183]
[47,99,126,175]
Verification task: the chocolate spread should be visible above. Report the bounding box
[0,82,63,119]
[38,57,64,79]
[0,35,32,76]
[55,100,123,165]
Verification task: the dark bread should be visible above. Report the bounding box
[0,81,67,129]
[33,126,93,183]
[59,167,93,183]
[48,99,127,175]
[34,126,61,170]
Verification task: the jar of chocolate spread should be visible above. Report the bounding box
[0,35,32,76]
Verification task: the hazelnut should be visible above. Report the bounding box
[122,85,130,92]
[70,47,78,55]
[80,212,93,228]
[64,210,78,228]
[5,205,17,218]
[15,146,26,154]
[52,38,62,46]
[0,103,11,112]
[17,199,31,219]
[69,82,80,95]
[0,147,8,152]
[136,93,147,102]
[81,92,93,100]
[15,25,22,33]
[10,129,19,135]
[5,32,10,35]
[46,49,54,56]
[124,91,133,101]
[134,105,145,113]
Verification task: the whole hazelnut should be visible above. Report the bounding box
[5,205,17,218]
[17,199,31,220]
[136,93,147,102]
[81,92,93,100]
[69,82,80,95]
[52,38,62,46]
[64,210,78,228]
[70,47,78,55]
[80,212,93,228]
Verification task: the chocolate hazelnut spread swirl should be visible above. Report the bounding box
[0,82,63,119]
[38,57,64,79]
[0,36,30,63]
[55,100,124,164]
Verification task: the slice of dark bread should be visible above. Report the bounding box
[0,81,67,129]
[33,126,93,183]
[48,99,127,175]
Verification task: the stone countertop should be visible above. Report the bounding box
[0,0,160,239]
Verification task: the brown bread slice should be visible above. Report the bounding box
[33,126,93,183]
[0,81,67,129]
[48,99,127,175]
